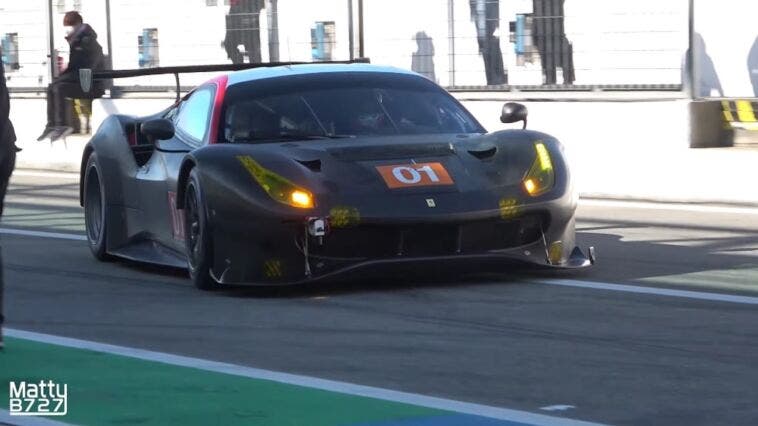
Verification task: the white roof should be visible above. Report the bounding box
[226,63,419,86]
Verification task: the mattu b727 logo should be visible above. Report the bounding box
[9,380,68,416]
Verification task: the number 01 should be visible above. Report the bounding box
[391,165,440,184]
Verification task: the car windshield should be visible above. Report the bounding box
[222,72,485,143]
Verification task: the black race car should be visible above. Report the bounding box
[80,63,593,290]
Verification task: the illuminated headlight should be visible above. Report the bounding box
[290,190,314,209]
[523,142,555,197]
[238,155,315,209]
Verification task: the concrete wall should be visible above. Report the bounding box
[12,93,758,204]
[461,98,694,199]
[8,95,706,200]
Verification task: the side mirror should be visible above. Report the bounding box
[500,102,528,129]
[141,118,175,141]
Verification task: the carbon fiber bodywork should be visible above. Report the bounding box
[80,65,590,286]
[185,131,581,284]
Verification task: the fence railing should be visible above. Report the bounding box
[2,0,690,93]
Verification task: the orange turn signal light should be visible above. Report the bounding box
[290,190,314,209]
[523,178,537,195]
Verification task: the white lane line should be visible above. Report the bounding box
[539,279,758,305]
[13,170,79,180]
[2,225,756,306]
[6,329,602,426]
[0,228,86,241]
[579,199,758,215]
[0,228,758,305]
[0,410,72,426]
[540,405,576,412]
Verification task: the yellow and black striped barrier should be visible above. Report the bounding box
[721,100,758,131]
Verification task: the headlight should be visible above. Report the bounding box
[238,155,315,208]
[290,190,314,209]
[522,142,554,197]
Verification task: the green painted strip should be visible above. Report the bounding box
[640,266,758,295]
[2,206,84,233]
[0,337,444,426]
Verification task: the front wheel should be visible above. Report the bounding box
[184,169,217,290]
[83,153,110,260]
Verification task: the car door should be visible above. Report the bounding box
[136,85,215,255]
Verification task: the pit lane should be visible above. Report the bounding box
[2,171,758,425]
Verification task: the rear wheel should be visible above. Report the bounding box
[184,169,217,290]
[83,153,110,260]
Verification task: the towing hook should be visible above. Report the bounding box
[307,217,327,237]
[307,217,327,246]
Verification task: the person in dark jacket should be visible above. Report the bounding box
[532,0,575,85]
[224,0,265,64]
[0,60,21,350]
[469,0,507,85]
[37,11,104,142]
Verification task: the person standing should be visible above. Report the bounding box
[747,36,758,97]
[411,31,436,82]
[469,0,507,85]
[0,58,21,350]
[37,11,104,142]
[224,0,265,64]
[532,0,575,85]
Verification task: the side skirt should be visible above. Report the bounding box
[110,240,188,269]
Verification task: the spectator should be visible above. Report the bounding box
[469,0,507,85]
[411,31,436,82]
[37,11,104,142]
[532,0,575,85]
[747,36,758,97]
[683,33,723,98]
[0,59,21,350]
[224,0,265,64]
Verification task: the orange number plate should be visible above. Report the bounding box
[376,162,454,189]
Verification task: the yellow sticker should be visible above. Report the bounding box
[499,198,521,219]
[329,206,361,228]
[263,259,283,278]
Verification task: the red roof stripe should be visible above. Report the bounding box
[208,74,228,145]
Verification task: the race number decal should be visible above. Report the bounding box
[376,162,454,189]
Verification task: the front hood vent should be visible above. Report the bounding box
[327,143,454,161]
[295,158,322,172]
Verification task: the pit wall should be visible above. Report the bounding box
[9,95,757,205]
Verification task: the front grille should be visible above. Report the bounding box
[404,224,459,256]
[460,215,543,252]
[309,226,399,258]
[309,214,547,260]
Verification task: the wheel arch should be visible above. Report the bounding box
[175,157,197,210]
[79,143,95,206]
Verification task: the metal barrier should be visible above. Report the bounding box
[362,0,688,90]
[2,0,690,92]
[0,0,53,89]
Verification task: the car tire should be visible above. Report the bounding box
[83,153,111,261]
[184,168,217,290]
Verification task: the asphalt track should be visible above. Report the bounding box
[2,171,758,425]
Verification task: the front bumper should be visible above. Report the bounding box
[209,201,593,286]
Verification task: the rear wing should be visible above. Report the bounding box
[79,59,371,102]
